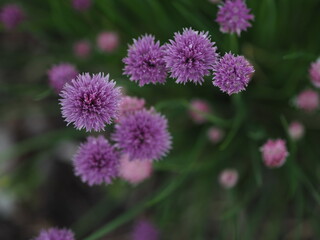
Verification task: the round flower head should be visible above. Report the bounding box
[123,35,167,86]
[72,0,91,11]
[208,127,224,143]
[309,59,320,88]
[97,31,119,53]
[189,99,211,124]
[132,220,160,240]
[288,121,304,141]
[164,28,218,85]
[260,139,289,168]
[73,136,119,186]
[0,4,25,30]
[216,0,254,36]
[118,154,153,185]
[219,169,238,189]
[118,96,145,119]
[213,52,254,95]
[73,40,91,59]
[48,63,78,93]
[112,109,171,161]
[60,73,121,132]
[295,89,319,112]
[34,228,75,240]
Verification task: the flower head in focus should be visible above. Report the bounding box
[216,0,254,36]
[73,136,119,186]
[164,28,218,85]
[48,63,78,93]
[0,4,25,30]
[118,154,153,185]
[112,109,171,161]
[260,139,288,168]
[213,52,254,95]
[60,73,121,131]
[34,228,75,240]
[123,35,167,86]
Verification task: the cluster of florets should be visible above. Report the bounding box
[123,27,255,95]
[57,72,172,186]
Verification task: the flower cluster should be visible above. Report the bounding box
[123,27,254,95]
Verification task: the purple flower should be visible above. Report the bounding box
[33,228,75,240]
[60,73,121,132]
[164,28,218,85]
[213,52,254,95]
[123,35,167,86]
[112,109,171,161]
[216,0,254,36]
[48,63,78,93]
[73,136,119,186]
[260,139,288,168]
[72,0,91,11]
[132,220,160,240]
[0,4,25,30]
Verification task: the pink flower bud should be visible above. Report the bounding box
[288,121,304,140]
[73,40,91,59]
[97,31,119,53]
[207,127,224,144]
[219,169,238,189]
[260,139,289,168]
[295,89,319,112]
[189,99,211,124]
[309,59,320,88]
[118,154,153,185]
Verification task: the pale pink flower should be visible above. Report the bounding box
[207,127,224,143]
[260,139,289,168]
[295,89,319,112]
[97,31,119,53]
[288,121,304,141]
[73,40,91,59]
[189,99,211,124]
[219,169,238,189]
[118,154,153,185]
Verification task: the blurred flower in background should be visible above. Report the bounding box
[207,127,224,144]
[216,0,254,35]
[47,63,78,93]
[288,121,305,141]
[33,228,75,240]
[71,0,91,12]
[309,58,320,88]
[96,31,119,53]
[0,4,25,30]
[118,154,153,185]
[132,219,160,240]
[189,99,211,124]
[295,89,319,112]
[260,139,289,168]
[73,40,91,59]
[219,169,239,189]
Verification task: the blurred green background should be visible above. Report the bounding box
[1,0,320,239]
